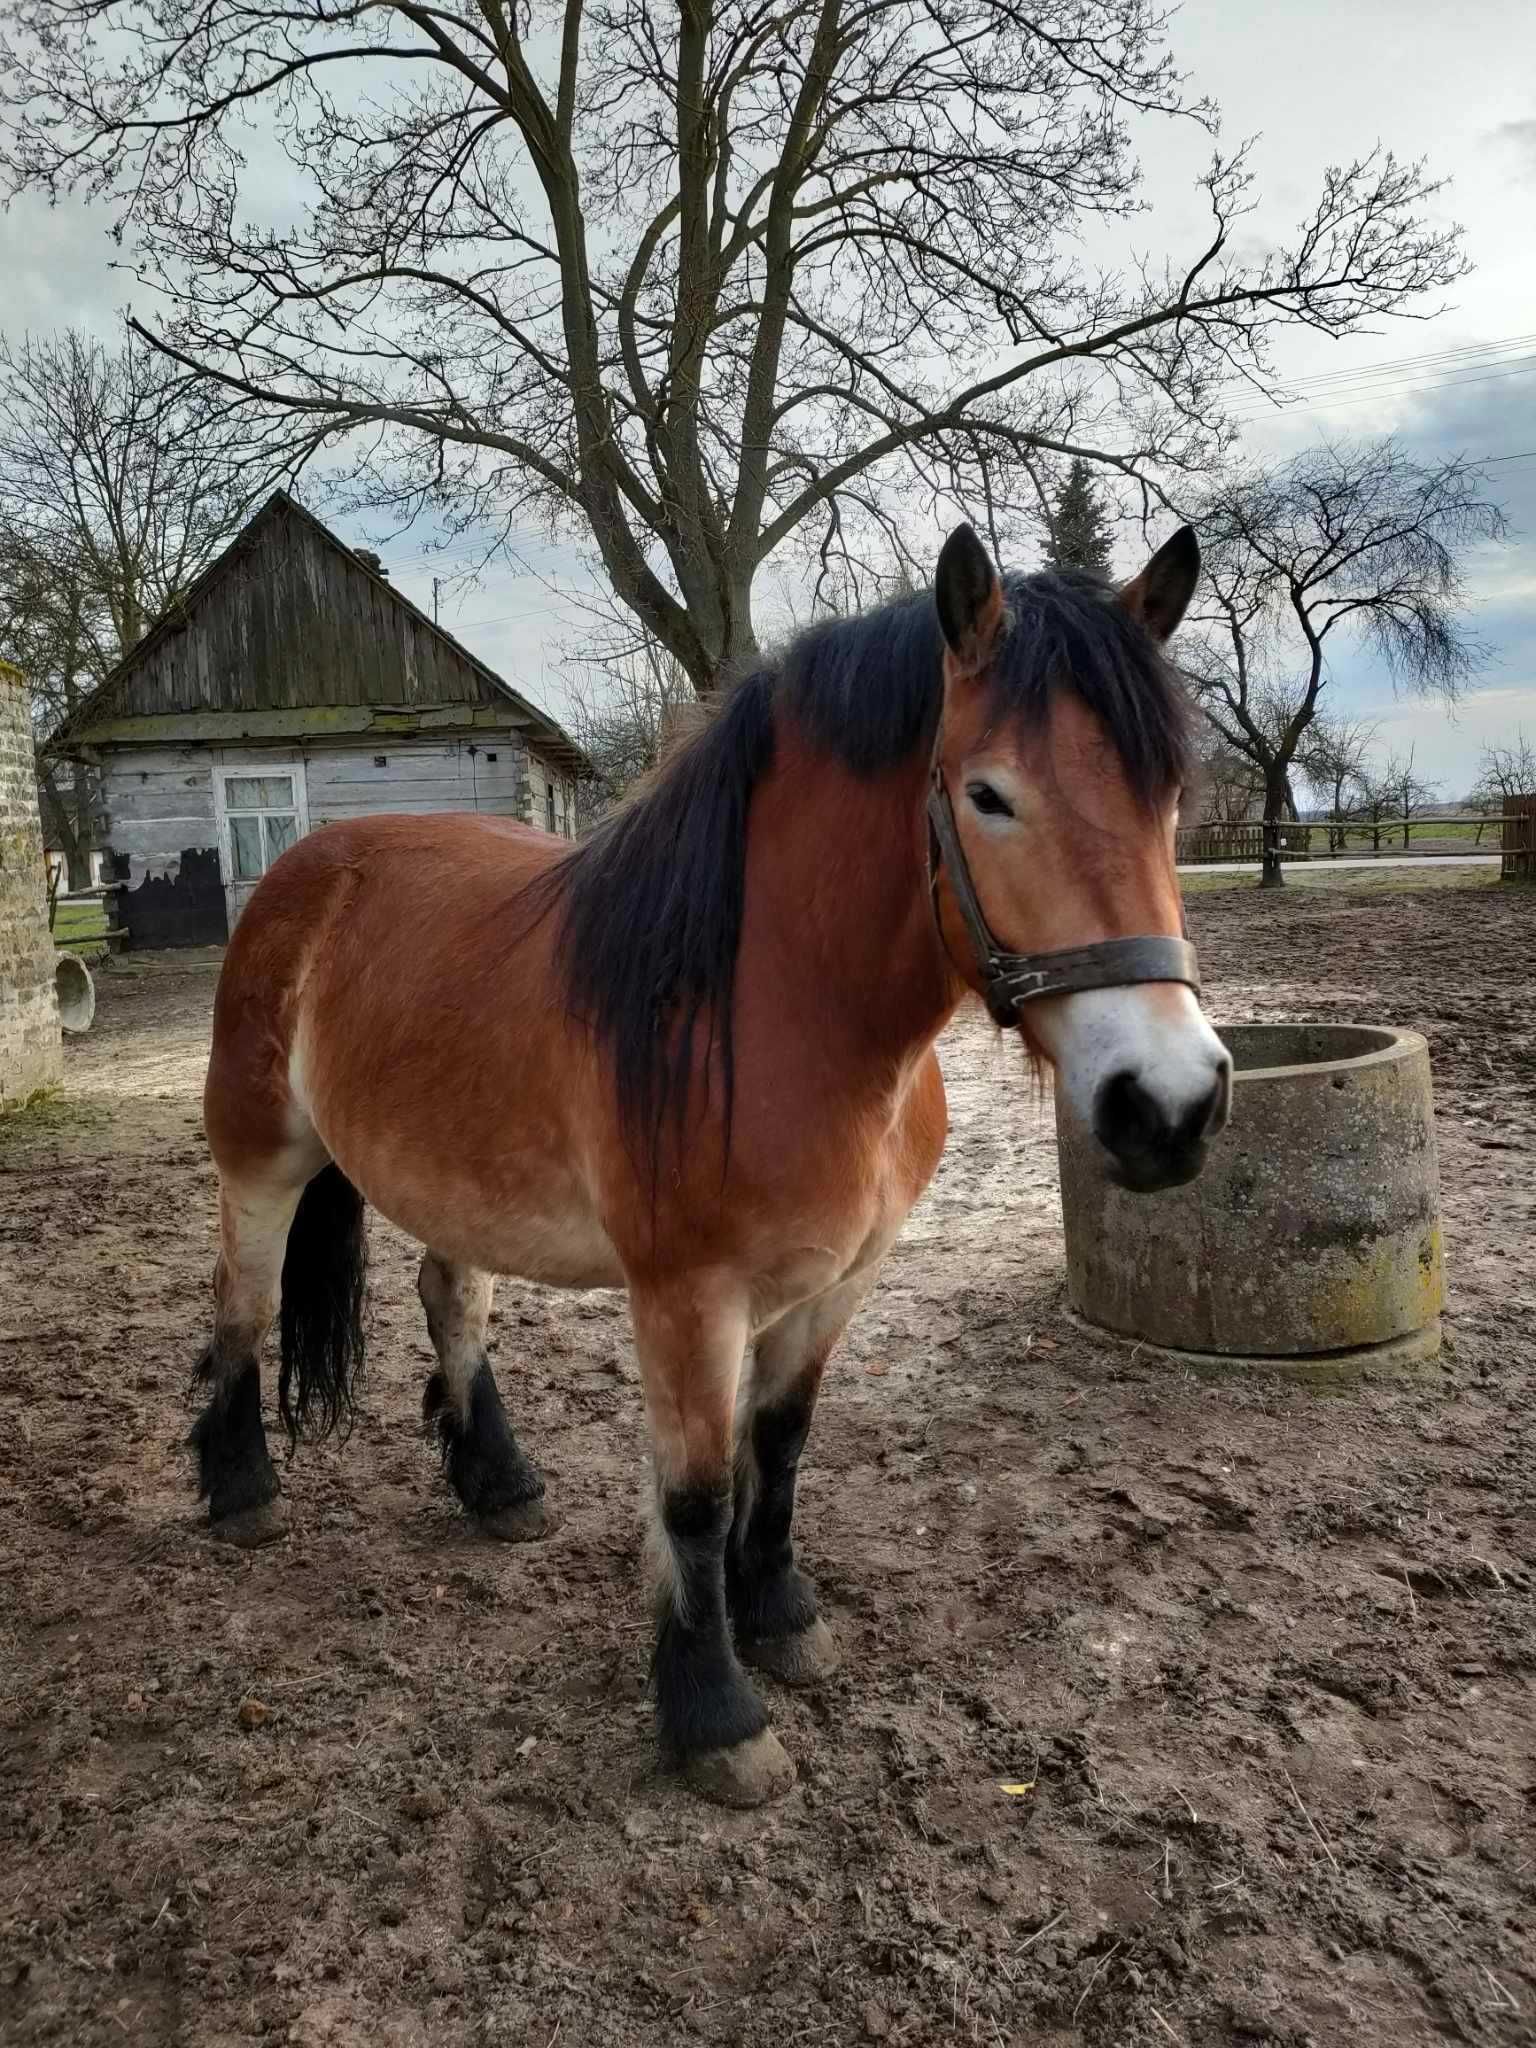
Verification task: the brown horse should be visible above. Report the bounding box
[193,524,1228,1805]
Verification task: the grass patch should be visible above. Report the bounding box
[1329,821,1495,850]
[51,899,111,963]
[1180,863,1503,898]
[0,1088,110,1152]
[52,899,108,941]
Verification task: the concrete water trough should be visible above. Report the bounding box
[54,952,95,1034]
[1056,1023,1444,1380]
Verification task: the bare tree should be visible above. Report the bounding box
[1189,733,1264,827]
[1467,728,1536,843]
[0,330,256,655]
[1300,714,1377,851]
[1185,704,1266,825]
[1182,439,1504,887]
[1,0,1467,693]
[0,531,103,884]
[1380,745,1438,850]
[560,602,698,826]
[0,330,263,881]
[1351,747,1437,855]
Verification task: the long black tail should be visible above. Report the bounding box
[278,1164,368,1443]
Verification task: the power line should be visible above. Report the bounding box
[438,602,578,634]
[377,527,569,575]
[1216,332,1536,401]
[1227,353,1536,413]
[1226,359,1536,423]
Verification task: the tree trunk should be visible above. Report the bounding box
[37,757,83,890]
[68,760,93,888]
[1260,772,1288,889]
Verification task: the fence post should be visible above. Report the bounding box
[1260,816,1284,888]
[1503,794,1536,883]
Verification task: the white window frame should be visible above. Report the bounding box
[212,760,311,886]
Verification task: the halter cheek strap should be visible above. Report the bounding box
[926,770,1200,1028]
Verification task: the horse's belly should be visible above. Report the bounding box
[336,1144,626,1290]
[472,1200,627,1289]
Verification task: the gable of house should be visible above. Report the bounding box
[57,490,587,778]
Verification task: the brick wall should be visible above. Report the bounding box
[0,660,63,1105]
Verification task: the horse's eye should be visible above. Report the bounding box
[967,781,1014,819]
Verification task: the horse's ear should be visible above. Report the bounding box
[935,523,1004,672]
[1119,525,1200,643]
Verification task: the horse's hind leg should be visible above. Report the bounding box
[192,1167,309,1547]
[728,1270,876,1685]
[418,1254,546,1541]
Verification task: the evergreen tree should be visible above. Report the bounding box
[1047,459,1114,575]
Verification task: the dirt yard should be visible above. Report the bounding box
[2,878,1534,2048]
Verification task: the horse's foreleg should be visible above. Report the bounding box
[632,1276,795,1808]
[728,1271,874,1685]
[418,1254,546,1542]
[192,1176,304,1546]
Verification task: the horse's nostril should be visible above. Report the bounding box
[1094,1069,1164,1153]
[1207,1061,1234,1135]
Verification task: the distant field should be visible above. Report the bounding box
[1179,819,1504,861]
[1312,821,1499,851]
[1181,863,1502,897]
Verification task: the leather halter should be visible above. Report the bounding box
[926,764,1200,1029]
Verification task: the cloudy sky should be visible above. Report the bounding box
[3,0,1533,797]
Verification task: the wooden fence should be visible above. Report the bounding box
[1504,795,1536,882]
[1178,808,1536,869]
[1177,823,1313,864]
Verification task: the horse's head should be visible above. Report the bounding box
[931,521,1230,1193]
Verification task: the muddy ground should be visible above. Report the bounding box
[2,877,1534,2048]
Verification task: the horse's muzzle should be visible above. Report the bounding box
[1092,1059,1231,1194]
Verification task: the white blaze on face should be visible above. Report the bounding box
[1032,984,1232,1137]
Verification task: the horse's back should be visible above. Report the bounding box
[205,812,573,1188]
[242,809,555,919]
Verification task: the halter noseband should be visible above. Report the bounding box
[926,764,1200,1029]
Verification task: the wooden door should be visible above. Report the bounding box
[212,761,311,930]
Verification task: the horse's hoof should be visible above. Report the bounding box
[209,1502,288,1549]
[684,1728,797,1808]
[740,1617,838,1687]
[477,1498,549,1543]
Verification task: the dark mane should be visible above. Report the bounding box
[544,568,1188,1169]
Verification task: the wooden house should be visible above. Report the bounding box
[55,491,589,947]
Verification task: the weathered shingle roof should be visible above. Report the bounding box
[54,489,590,777]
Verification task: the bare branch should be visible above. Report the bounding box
[0,0,1469,688]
